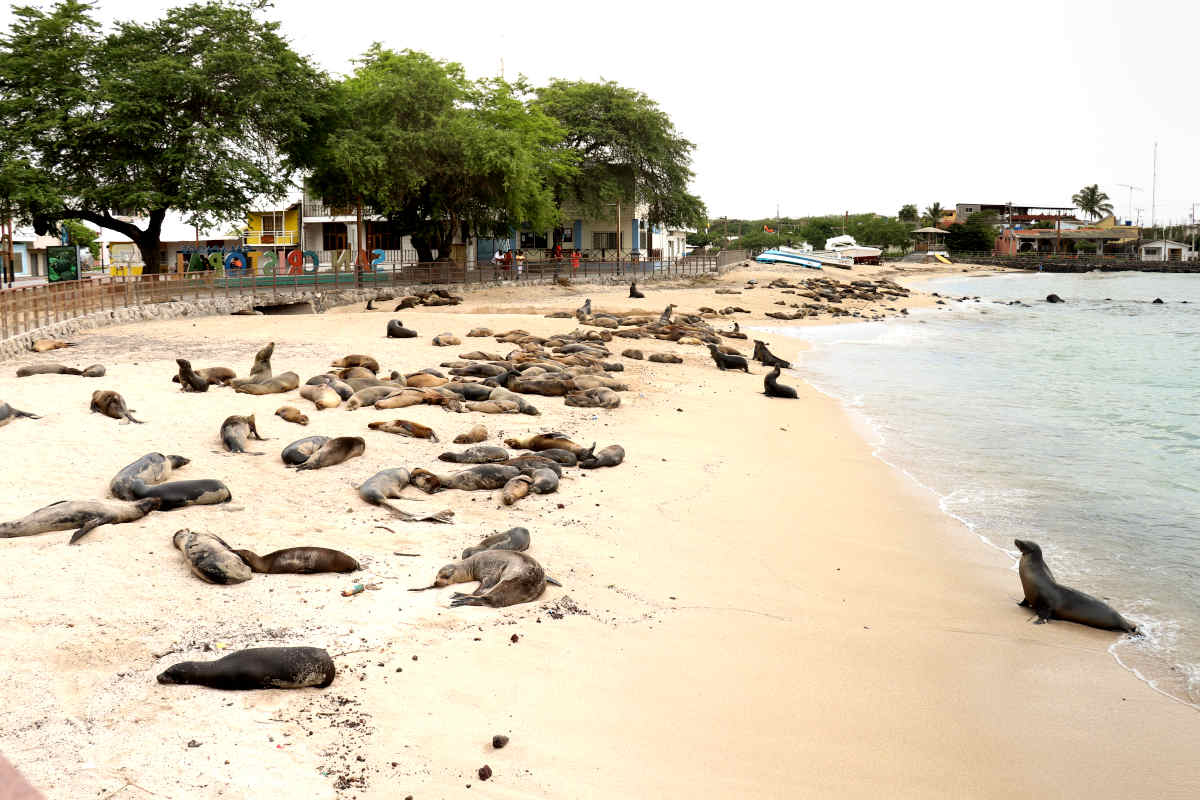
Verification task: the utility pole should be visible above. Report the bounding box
[1117,183,1142,224]
[356,197,364,289]
[1151,142,1158,229]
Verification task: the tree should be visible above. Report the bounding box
[898,204,918,223]
[534,80,706,237]
[924,202,945,227]
[0,1,329,272]
[1072,184,1113,220]
[306,47,570,263]
[944,221,995,253]
[61,219,99,260]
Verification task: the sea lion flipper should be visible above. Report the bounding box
[1017,599,1030,607]
[69,518,103,545]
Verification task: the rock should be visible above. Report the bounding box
[1046,294,1064,303]
[1152,298,1164,304]
[478,765,492,781]
[187,740,201,748]
[492,735,509,749]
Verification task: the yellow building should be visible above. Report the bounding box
[242,202,301,272]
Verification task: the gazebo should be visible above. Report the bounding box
[911,226,949,253]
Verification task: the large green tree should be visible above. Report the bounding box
[1072,184,1113,220]
[307,47,570,263]
[534,79,706,240]
[0,1,328,272]
[898,204,918,223]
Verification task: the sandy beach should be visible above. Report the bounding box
[0,263,1197,799]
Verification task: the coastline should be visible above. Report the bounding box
[0,264,1196,797]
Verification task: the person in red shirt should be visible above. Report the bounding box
[570,250,580,272]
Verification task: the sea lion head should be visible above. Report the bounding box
[136,497,164,514]
[176,358,192,370]
[156,662,192,684]
[169,455,191,469]
[1013,539,1041,557]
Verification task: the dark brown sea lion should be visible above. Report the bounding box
[503,433,593,458]
[90,390,143,423]
[466,327,493,337]
[331,354,380,373]
[173,529,251,584]
[453,424,488,444]
[157,647,335,690]
[336,366,376,381]
[0,401,40,428]
[529,467,559,494]
[707,344,750,373]
[171,366,236,386]
[579,444,625,469]
[629,281,645,298]
[461,527,530,559]
[409,550,558,608]
[233,372,299,395]
[234,547,359,573]
[30,338,74,352]
[16,363,82,376]
[432,333,461,346]
[532,448,577,466]
[230,342,274,388]
[367,419,438,441]
[410,464,520,493]
[175,358,209,392]
[648,353,682,364]
[501,454,563,478]
[438,445,509,464]
[1014,539,1138,633]
[220,414,266,454]
[764,365,798,399]
[281,436,329,466]
[275,406,309,425]
[0,498,161,544]
[133,479,232,510]
[109,452,190,499]
[387,319,418,338]
[293,436,365,471]
[621,349,644,360]
[753,340,791,369]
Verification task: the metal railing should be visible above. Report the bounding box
[242,229,300,246]
[940,251,1200,273]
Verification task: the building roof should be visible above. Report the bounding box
[911,226,948,234]
[1141,239,1190,247]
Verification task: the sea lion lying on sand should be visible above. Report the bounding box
[330,354,379,373]
[275,406,308,425]
[157,646,335,690]
[387,319,418,338]
[234,547,359,574]
[564,387,620,408]
[220,414,266,454]
[504,433,593,458]
[172,366,236,386]
[580,444,625,469]
[410,465,520,493]
[367,419,438,441]
[410,550,559,608]
[173,529,251,584]
[30,339,74,352]
[281,436,329,466]
[90,390,143,423]
[0,401,41,427]
[299,383,341,410]
[233,372,299,395]
[453,424,488,444]
[438,445,510,464]
[133,479,232,511]
[356,467,454,523]
[16,363,104,377]
[462,527,530,559]
[293,437,365,471]
[0,498,161,544]
[110,453,190,500]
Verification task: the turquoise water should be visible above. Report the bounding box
[763,271,1200,704]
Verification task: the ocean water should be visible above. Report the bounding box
[761,271,1200,705]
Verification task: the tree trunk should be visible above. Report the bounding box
[411,236,434,264]
[135,209,167,274]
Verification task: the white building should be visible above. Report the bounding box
[1139,239,1193,262]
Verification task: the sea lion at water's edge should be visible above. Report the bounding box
[1014,539,1137,633]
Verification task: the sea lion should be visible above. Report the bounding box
[331,354,380,373]
[0,401,41,428]
[445,382,496,401]
[504,433,593,457]
[367,419,438,441]
[432,333,461,347]
[311,375,354,401]
[81,364,106,377]
[658,304,677,323]
[410,464,520,493]
[579,444,625,469]
[336,366,376,381]
[501,475,532,505]
[172,529,252,584]
[230,342,274,387]
[0,498,161,544]
[16,363,83,376]
[220,414,266,454]
[157,646,335,690]
[648,353,682,364]
[110,453,190,499]
[752,340,791,369]
[394,298,418,311]
[346,385,403,410]
[293,436,365,471]
[387,319,418,338]
[175,359,209,392]
[357,467,455,523]
[133,479,232,511]
[502,454,563,478]
[764,365,798,399]
[372,389,430,410]
[1014,539,1138,633]
[532,448,577,466]
[438,445,510,464]
[233,372,299,395]
[90,390,143,423]
[487,386,540,415]
[453,424,488,444]
[171,366,236,386]
[406,373,448,388]
[410,550,557,608]
[462,527,531,559]
[564,387,620,408]
[234,547,359,574]
[707,345,750,373]
[299,384,340,410]
[529,467,559,494]
[281,436,329,466]
[629,281,644,299]
[621,349,644,360]
[464,400,519,414]
[275,406,309,425]
[466,327,493,337]
[30,339,74,352]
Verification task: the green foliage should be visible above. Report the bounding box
[534,80,705,230]
[923,202,944,227]
[0,1,329,271]
[898,204,918,223]
[1029,219,1057,229]
[715,214,915,251]
[944,221,995,252]
[1071,184,1113,220]
[60,218,99,259]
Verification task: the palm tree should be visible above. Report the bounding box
[924,202,944,227]
[1072,184,1114,220]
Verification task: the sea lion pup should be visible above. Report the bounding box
[281,435,330,466]
[331,354,380,373]
[648,352,682,364]
[0,400,41,427]
[294,436,365,471]
[0,498,161,544]
[410,464,520,494]
[172,529,251,584]
[368,419,438,441]
[575,298,592,320]
[438,445,510,464]
[579,444,625,469]
[387,319,418,338]
[299,383,341,410]
[275,406,309,425]
[406,372,449,388]
[622,348,644,360]
[16,362,83,376]
[90,390,143,423]
[464,400,519,414]
[172,366,236,386]
[220,414,266,454]
[658,303,677,324]
[410,550,558,608]
[157,646,335,690]
[110,452,191,499]
[462,527,531,559]
[1014,539,1138,633]
[234,546,359,574]
[501,474,532,505]
[31,338,75,352]
[229,342,275,388]
[466,327,493,337]
[432,332,461,347]
[233,371,299,395]
[504,433,593,457]
[564,387,621,408]
[175,358,209,392]
[336,366,376,381]
[764,365,798,399]
[134,479,232,511]
[707,344,750,373]
[629,281,645,299]
[752,340,792,369]
[357,467,455,522]
[453,424,488,444]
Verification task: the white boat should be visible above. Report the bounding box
[755,248,824,269]
[823,235,882,264]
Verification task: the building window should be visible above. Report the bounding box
[559,226,574,244]
[1143,247,1159,257]
[520,231,548,249]
[323,224,347,251]
[592,231,618,250]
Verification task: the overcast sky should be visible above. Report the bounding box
[4,0,1198,224]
